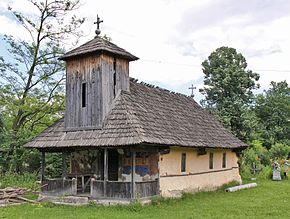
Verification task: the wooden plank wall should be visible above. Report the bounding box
[136,180,158,198]
[65,54,130,130]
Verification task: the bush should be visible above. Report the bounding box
[240,165,253,180]
[240,165,272,180]
[240,140,270,177]
[269,143,290,160]
[257,166,272,179]
[0,172,39,190]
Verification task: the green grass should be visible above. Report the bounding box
[0,180,289,219]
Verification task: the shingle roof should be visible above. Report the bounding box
[25,79,247,150]
[59,37,139,61]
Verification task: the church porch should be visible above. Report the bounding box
[39,147,160,201]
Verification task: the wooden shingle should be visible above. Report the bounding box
[25,79,247,150]
[60,37,139,61]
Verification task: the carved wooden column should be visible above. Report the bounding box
[131,150,136,199]
[103,148,108,197]
[157,151,161,195]
[62,151,67,179]
[40,151,45,182]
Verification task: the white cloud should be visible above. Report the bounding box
[0,14,30,39]
[0,0,289,102]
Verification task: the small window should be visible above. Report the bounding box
[82,83,86,107]
[209,152,214,169]
[181,153,186,172]
[222,152,226,168]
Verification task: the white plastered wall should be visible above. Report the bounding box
[159,147,242,197]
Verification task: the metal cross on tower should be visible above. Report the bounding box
[94,15,103,36]
[188,84,196,98]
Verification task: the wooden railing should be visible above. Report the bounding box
[106,181,131,199]
[90,180,104,198]
[41,178,77,196]
[91,179,159,199]
[136,180,159,198]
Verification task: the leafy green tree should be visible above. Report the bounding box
[0,112,4,144]
[255,81,290,148]
[0,0,84,172]
[200,46,260,141]
[269,143,290,161]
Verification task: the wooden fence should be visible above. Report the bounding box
[41,178,77,196]
[91,179,158,199]
[136,180,158,198]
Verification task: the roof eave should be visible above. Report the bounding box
[59,50,139,61]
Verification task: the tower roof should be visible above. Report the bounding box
[60,36,139,61]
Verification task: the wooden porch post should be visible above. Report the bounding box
[62,151,67,179]
[40,151,45,182]
[157,151,161,195]
[103,148,108,197]
[131,150,136,199]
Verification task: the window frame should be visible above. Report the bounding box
[181,152,186,172]
[209,152,214,169]
[82,82,87,108]
[222,152,226,168]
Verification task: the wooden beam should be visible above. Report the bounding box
[130,147,159,153]
[131,150,136,199]
[40,151,45,182]
[103,148,108,197]
[157,152,161,195]
[62,151,67,179]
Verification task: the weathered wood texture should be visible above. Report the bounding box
[90,180,158,199]
[106,181,131,198]
[60,36,139,61]
[91,180,131,199]
[136,180,159,198]
[65,54,129,130]
[41,178,77,196]
[26,79,247,149]
[90,179,104,198]
[41,151,45,182]
[131,151,136,199]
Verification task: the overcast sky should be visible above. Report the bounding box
[0,0,290,102]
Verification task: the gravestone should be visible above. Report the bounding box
[272,162,281,181]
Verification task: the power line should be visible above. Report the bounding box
[252,69,290,73]
[141,59,201,67]
[140,59,290,73]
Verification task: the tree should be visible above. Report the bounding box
[0,112,4,143]
[255,81,290,148]
[269,143,290,160]
[200,46,260,141]
[0,0,84,172]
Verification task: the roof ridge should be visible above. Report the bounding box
[129,77,199,105]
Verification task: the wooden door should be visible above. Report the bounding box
[108,149,119,181]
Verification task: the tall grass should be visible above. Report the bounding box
[0,172,39,190]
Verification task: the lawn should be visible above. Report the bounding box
[0,180,289,219]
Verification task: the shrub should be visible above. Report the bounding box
[240,140,270,177]
[269,143,290,160]
[0,172,39,190]
[256,166,272,179]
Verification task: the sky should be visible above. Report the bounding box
[0,0,290,102]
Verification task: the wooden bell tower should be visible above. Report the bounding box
[60,18,138,130]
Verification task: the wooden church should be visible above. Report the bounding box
[25,19,247,202]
